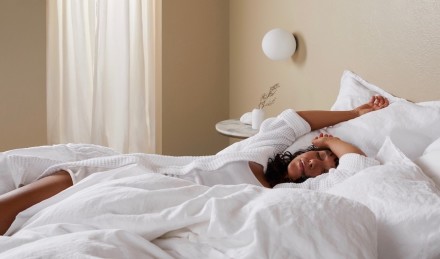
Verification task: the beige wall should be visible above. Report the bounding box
[162,0,229,155]
[230,0,440,120]
[2,0,439,155]
[0,0,46,151]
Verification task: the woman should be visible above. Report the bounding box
[0,96,388,235]
[265,133,372,189]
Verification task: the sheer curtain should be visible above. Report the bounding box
[47,0,156,153]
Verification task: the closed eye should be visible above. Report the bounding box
[317,152,323,161]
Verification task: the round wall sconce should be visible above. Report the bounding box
[261,28,296,61]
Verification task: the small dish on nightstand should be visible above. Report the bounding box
[215,119,258,138]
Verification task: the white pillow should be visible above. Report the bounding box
[414,151,440,188]
[286,70,440,159]
[423,137,440,155]
[327,138,440,259]
[331,70,402,111]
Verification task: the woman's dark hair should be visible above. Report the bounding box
[265,145,339,187]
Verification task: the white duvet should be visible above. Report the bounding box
[328,138,440,259]
[0,145,377,258]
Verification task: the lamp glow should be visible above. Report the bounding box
[262,28,296,61]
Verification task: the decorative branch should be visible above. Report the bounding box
[257,83,280,109]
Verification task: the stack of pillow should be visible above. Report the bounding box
[286,70,440,160]
[288,70,440,259]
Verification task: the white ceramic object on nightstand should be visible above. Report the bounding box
[252,108,265,129]
[240,112,252,125]
[215,119,258,138]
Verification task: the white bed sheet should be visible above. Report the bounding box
[0,146,376,258]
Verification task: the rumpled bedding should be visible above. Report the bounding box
[327,138,440,259]
[0,145,377,258]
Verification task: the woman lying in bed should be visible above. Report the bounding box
[0,96,388,235]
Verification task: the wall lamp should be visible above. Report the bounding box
[262,28,296,61]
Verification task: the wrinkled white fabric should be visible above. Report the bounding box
[327,138,440,259]
[1,166,377,258]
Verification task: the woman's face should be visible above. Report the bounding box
[286,150,337,181]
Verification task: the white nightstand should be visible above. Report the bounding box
[215,119,258,139]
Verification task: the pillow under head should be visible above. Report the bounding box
[286,70,440,160]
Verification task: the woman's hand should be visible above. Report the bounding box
[312,133,365,158]
[312,133,339,149]
[354,95,389,116]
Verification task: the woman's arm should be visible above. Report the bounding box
[297,95,388,131]
[0,170,72,235]
[312,133,365,158]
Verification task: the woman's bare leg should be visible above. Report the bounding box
[0,170,72,235]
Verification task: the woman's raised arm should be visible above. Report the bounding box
[312,133,365,158]
[297,95,388,131]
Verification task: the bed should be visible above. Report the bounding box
[1,71,440,258]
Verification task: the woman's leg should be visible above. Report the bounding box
[0,170,72,235]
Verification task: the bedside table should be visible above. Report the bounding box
[215,119,258,139]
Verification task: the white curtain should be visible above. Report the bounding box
[47,0,156,153]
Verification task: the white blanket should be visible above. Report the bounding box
[0,146,377,258]
[327,138,440,259]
